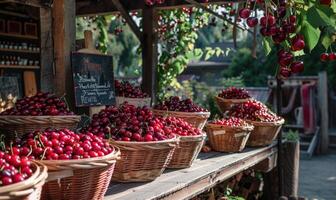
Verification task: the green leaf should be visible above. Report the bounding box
[301,21,321,51]
[321,34,332,50]
[293,50,305,57]
[262,38,272,56]
[307,6,335,28]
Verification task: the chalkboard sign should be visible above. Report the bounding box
[0,77,20,99]
[71,52,115,107]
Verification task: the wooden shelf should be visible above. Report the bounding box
[0,65,40,69]
[0,32,38,40]
[103,144,278,200]
[0,48,40,54]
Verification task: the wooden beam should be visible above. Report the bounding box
[0,0,42,7]
[40,7,54,92]
[318,71,329,153]
[142,7,158,103]
[184,0,252,33]
[76,0,242,16]
[110,0,143,41]
[53,0,76,107]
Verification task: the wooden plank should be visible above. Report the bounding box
[318,71,329,153]
[0,65,40,69]
[0,0,42,7]
[0,32,38,40]
[40,7,55,93]
[110,0,143,42]
[104,145,277,200]
[0,48,40,54]
[283,141,300,197]
[23,71,37,96]
[53,0,76,106]
[141,7,158,103]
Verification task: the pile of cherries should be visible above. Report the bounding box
[218,87,251,99]
[17,129,113,160]
[82,103,175,142]
[0,151,33,186]
[228,100,281,122]
[0,92,73,116]
[115,80,150,98]
[154,96,208,112]
[164,117,201,136]
[238,0,306,79]
[210,117,249,127]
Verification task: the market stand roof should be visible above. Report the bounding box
[76,0,236,16]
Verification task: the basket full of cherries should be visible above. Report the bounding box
[215,87,252,113]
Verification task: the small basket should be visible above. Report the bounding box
[111,137,179,182]
[40,148,120,200]
[0,163,48,200]
[0,115,81,138]
[246,119,285,147]
[206,123,254,152]
[215,96,251,113]
[168,134,206,169]
[152,109,210,130]
[116,96,151,107]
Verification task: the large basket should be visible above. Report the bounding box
[152,109,210,130]
[111,137,179,182]
[215,96,250,113]
[0,163,48,200]
[116,96,151,107]
[40,148,120,200]
[246,119,285,147]
[168,134,206,169]
[206,123,254,152]
[0,116,81,138]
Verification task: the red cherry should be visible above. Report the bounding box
[155,0,164,4]
[122,137,131,142]
[246,17,258,27]
[260,16,267,27]
[12,174,25,183]
[291,38,305,51]
[290,61,304,73]
[2,177,13,185]
[329,53,336,60]
[267,15,276,26]
[279,67,291,78]
[278,53,293,66]
[239,8,251,19]
[320,53,329,62]
[144,134,153,142]
[289,15,297,24]
[320,0,332,5]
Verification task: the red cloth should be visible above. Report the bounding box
[301,83,316,134]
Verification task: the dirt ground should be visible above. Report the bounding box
[299,153,336,200]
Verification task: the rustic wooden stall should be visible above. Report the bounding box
[0,0,291,199]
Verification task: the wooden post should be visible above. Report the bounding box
[142,7,158,103]
[40,7,54,92]
[318,71,329,153]
[283,141,300,197]
[53,0,76,106]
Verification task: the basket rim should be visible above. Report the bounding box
[110,135,179,145]
[206,123,254,131]
[37,146,120,165]
[178,133,207,141]
[116,96,151,100]
[246,118,285,126]
[0,115,81,119]
[215,96,252,102]
[152,109,211,116]
[0,162,47,194]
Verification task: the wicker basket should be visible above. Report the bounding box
[116,96,151,107]
[206,123,254,152]
[0,163,48,200]
[215,96,251,113]
[0,115,81,138]
[168,134,206,169]
[111,137,179,182]
[40,148,120,200]
[152,109,210,130]
[246,119,285,147]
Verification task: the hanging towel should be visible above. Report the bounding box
[301,82,317,134]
